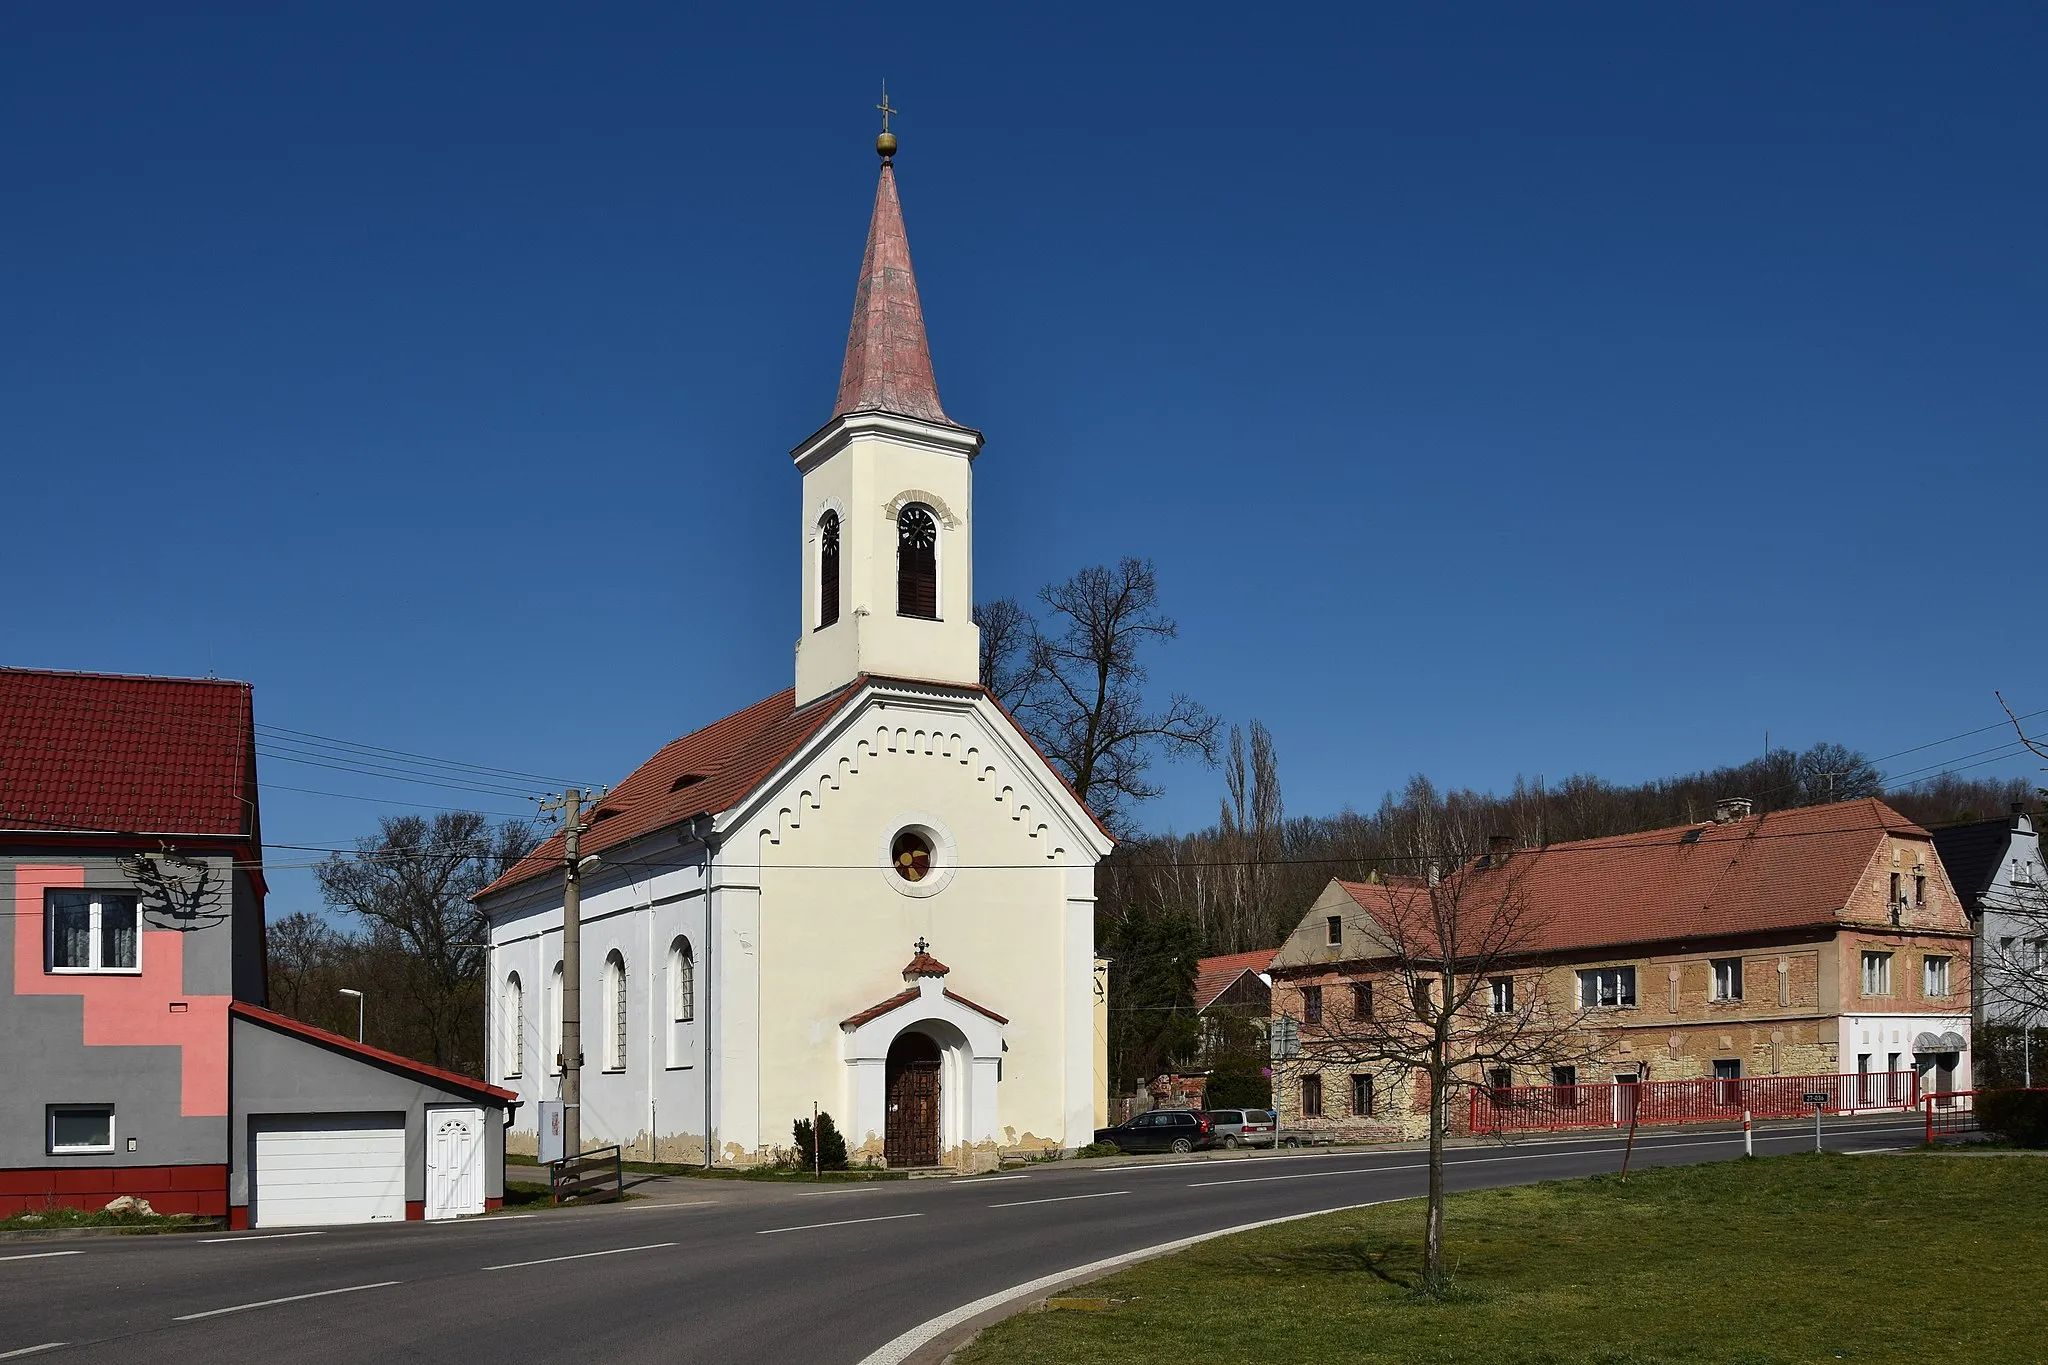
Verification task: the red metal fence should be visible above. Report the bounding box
[1470,1071,1919,1136]
[1923,1090,1977,1142]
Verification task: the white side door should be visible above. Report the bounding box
[425,1106,485,1220]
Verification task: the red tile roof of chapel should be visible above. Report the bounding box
[479,683,861,899]
[1312,797,1931,964]
[903,951,951,978]
[0,666,257,838]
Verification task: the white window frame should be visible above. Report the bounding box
[603,951,627,1073]
[1489,976,1515,1015]
[1710,957,1743,1002]
[1861,950,1893,997]
[547,961,564,1076]
[48,1104,116,1155]
[1923,955,1951,999]
[45,890,142,975]
[667,937,696,1071]
[502,972,524,1080]
[1577,965,1637,1009]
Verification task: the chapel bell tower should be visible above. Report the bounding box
[793,119,983,707]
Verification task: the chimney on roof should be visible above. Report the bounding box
[1714,798,1753,824]
[1486,834,1512,864]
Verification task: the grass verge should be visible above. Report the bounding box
[957,1152,2047,1365]
[1,1205,213,1235]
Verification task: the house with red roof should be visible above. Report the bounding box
[3,666,514,1226]
[475,131,1115,1172]
[1268,797,1975,1141]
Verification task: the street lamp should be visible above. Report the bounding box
[338,988,364,1043]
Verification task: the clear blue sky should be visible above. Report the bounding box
[5,4,2044,918]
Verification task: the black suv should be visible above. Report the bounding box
[1092,1109,1213,1154]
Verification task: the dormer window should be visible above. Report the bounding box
[897,504,938,619]
[817,511,841,629]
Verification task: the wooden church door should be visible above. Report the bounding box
[885,1031,942,1167]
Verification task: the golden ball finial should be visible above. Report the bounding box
[877,130,897,159]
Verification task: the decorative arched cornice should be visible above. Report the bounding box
[883,490,960,528]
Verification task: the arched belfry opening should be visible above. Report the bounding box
[884,1030,942,1167]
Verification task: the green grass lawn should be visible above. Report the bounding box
[0,1205,211,1234]
[958,1153,2047,1365]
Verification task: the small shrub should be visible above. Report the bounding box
[792,1111,850,1170]
[1975,1089,2048,1147]
[1078,1141,1122,1158]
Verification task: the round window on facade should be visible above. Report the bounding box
[892,829,935,883]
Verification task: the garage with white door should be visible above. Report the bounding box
[249,1112,406,1227]
[229,1003,513,1230]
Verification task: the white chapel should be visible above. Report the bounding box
[478,129,1114,1169]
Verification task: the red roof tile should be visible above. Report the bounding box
[231,1001,516,1104]
[0,667,255,837]
[479,683,859,899]
[1193,948,1278,1011]
[1323,797,1929,961]
[838,985,1010,1030]
[903,951,950,978]
[834,160,953,425]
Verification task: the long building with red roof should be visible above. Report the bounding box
[1268,797,1975,1141]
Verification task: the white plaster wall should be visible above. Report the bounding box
[738,688,1103,1161]
[485,844,714,1158]
[1840,1012,1973,1097]
[795,418,981,706]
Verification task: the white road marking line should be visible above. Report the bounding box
[963,1174,1031,1182]
[989,1191,1129,1210]
[0,1345,66,1360]
[612,1200,717,1210]
[794,1185,887,1197]
[200,1231,324,1243]
[757,1212,925,1236]
[1845,1147,1908,1154]
[0,1252,83,1263]
[482,1242,677,1271]
[174,1280,400,1320]
[854,1199,1394,1365]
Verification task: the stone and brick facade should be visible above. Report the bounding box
[1270,798,1975,1141]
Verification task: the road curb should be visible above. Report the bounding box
[856,1199,1398,1365]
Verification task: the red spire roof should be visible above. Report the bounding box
[833,160,952,425]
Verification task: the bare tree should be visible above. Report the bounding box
[265,910,346,1021]
[973,596,1038,709]
[1288,826,1603,1291]
[1016,558,1219,836]
[1215,720,1284,951]
[316,812,538,1072]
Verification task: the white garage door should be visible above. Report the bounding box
[251,1114,406,1228]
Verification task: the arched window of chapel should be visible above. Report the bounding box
[897,504,938,619]
[817,511,841,629]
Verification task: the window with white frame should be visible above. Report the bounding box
[1712,1058,1741,1105]
[667,937,695,1069]
[548,961,564,1075]
[1489,977,1515,1014]
[1710,957,1743,1001]
[1861,951,1893,997]
[603,951,627,1072]
[1577,965,1637,1008]
[1923,955,1952,999]
[46,890,139,973]
[502,972,524,1079]
[48,1104,114,1154]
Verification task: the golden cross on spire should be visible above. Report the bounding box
[877,80,897,134]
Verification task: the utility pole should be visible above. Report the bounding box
[543,788,590,1161]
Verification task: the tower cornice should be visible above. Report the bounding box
[790,408,983,474]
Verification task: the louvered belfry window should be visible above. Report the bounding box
[897,505,938,618]
[818,511,841,628]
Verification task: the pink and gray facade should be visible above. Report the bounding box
[1,666,512,1225]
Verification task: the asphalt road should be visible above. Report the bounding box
[0,1113,1928,1364]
